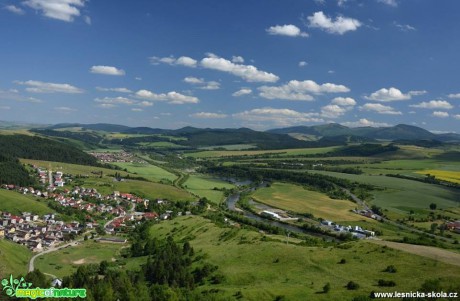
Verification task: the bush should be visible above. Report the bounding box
[339,258,347,264]
[346,281,360,290]
[378,279,396,287]
[383,265,397,273]
[323,282,331,293]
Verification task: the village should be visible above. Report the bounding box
[0,165,170,252]
[87,151,147,164]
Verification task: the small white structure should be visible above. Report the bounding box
[261,210,281,220]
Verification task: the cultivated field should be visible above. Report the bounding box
[113,162,177,182]
[251,182,359,221]
[186,146,340,158]
[416,169,460,184]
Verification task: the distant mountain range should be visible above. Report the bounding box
[3,122,460,147]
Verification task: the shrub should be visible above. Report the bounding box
[346,281,359,290]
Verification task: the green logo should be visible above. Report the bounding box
[1,275,86,299]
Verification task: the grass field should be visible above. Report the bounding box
[113,162,177,182]
[148,216,460,301]
[183,175,234,204]
[416,169,460,184]
[311,171,460,215]
[0,239,31,278]
[186,146,340,158]
[199,144,257,150]
[20,159,132,179]
[35,240,125,278]
[0,189,53,215]
[251,183,359,221]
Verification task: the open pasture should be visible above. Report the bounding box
[251,182,359,221]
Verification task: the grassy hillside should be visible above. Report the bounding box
[183,175,234,203]
[147,216,460,301]
[112,162,177,183]
[0,239,31,278]
[0,189,53,215]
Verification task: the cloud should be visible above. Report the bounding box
[232,88,252,97]
[393,22,416,32]
[15,80,83,93]
[94,97,135,105]
[258,79,350,101]
[137,101,153,107]
[190,112,227,119]
[183,77,220,90]
[378,0,398,7]
[321,104,349,118]
[454,115,460,120]
[0,89,42,102]
[298,61,308,67]
[432,111,449,118]
[23,0,86,22]
[97,103,116,109]
[96,87,132,93]
[342,118,390,127]
[149,56,198,67]
[410,100,453,110]
[448,93,460,99]
[4,5,25,15]
[131,108,143,112]
[54,106,76,112]
[233,107,323,127]
[365,87,426,102]
[232,56,245,63]
[84,15,91,25]
[201,55,279,83]
[360,103,402,115]
[331,97,356,106]
[135,89,199,104]
[266,24,308,37]
[307,11,361,35]
[90,65,125,76]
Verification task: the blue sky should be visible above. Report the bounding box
[0,0,459,131]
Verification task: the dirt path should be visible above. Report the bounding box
[369,239,460,267]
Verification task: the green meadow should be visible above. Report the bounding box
[183,175,234,204]
[113,162,177,182]
[35,240,125,278]
[186,146,340,158]
[0,189,53,216]
[147,216,460,301]
[0,239,31,278]
[251,182,359,221]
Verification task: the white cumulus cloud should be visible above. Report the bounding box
[307,11,361,35]
[90,65,125,76]
[378,0,398,7]
[360,103,402,115]
[23,0,86,22]
[15,80,83,93]
[259,80,350,101]
[233,107,323,127]
[331,97,356,106]
[447,93,460,99]
[432,111,449,118]
[232,88,252,97]
[298,61,308,67]
[266,24,308,37]
[342,118,390,127]
[410,100,453,110]
[183,77,220,90]
[5,5,25,15]
[96,87,132,93]
[365,87,426,102]
[149,56,197,67]
[232,56,245,63]
[321,104,349,118]
[135,89,199,105]
[201,55,279,83]
[190,112,227,119]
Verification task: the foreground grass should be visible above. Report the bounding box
[35,240,125,278]
[251,182,359,221]
[0,239,31,278]
[0,189,53,216]
[148,216,460,301]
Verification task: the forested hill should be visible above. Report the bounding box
[0,135,100,166]
[0,154,35,186]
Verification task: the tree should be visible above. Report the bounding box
[429,203,437,210]
[346,281,360,290]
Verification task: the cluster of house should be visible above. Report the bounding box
[36,168,67,187]
[321,220,376,239]
[87,151,146,164]
[0,212,81,252]
[446,221,460,233]
[353,209,382,221]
